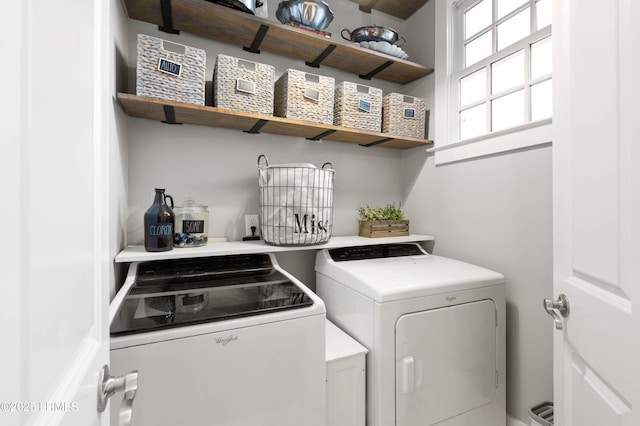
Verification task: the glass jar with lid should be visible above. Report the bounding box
[173,197,209,247]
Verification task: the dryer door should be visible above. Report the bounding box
[395,300,497,425]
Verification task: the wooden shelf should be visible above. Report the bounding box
[115,234,435,263]
[118,93,432,149]
[350,0,430,20]
[123,0,433,85]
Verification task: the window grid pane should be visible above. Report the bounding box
[492,90,525,131]
[492,49,525,95]
[497,7,531,51]
[455,0,551,141]
[461,68,488,107]
[465,0,492,39]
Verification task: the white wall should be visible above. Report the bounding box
[400,1,554,423]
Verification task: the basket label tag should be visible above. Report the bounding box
[157,58,182,77]
[359,99,371,113]
[236,79,256,94]
[404,108,416,119]
[304,87,320,102]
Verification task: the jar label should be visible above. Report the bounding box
[149,224,173,236]
[182,220,205,234]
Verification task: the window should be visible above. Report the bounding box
[456,0,551,141]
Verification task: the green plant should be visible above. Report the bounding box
[358,204,406,221]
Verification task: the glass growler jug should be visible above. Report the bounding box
[144,188,175,252]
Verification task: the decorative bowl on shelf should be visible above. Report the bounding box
[276,0,334,31]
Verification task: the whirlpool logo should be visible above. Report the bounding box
[215,335,238,346]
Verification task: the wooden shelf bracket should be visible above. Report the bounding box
[359,60,394,80]
[158,0,180,34]
[243,24,270,54]
[360,137,394,147]
[305,45,337,68]
[244,119,269,134]
[161,105,182,124]
[307,129,337,141]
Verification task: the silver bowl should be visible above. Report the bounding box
[342,25,406,47]
[276,0,334,31]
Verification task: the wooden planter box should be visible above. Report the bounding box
[358,220,410,238]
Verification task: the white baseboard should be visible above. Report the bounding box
[507,414,529,426]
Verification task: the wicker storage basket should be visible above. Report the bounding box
[136,34,206,106]
[274,69,335,125]
[257,155,334,247]
[334,81,383,132]
[213,54,275,116]
[382,93,427,138]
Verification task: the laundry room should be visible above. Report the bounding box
[5,0,636,425]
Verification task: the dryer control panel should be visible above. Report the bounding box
[329,243,425,262]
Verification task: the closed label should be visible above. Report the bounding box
[404,108,416,119]
[236,79,256,94]
[182,220,205,234]
[304,87,320,102]
[157,58,182,77]
[359,99,371,113]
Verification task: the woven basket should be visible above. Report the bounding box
[213,54,275,116]
[382,93,427,139]
[136,34,206,106]
[257,155,334,247]
[274,69,335,125]
[334,81,383,132]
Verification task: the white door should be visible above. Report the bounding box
[551,0,640,424]
[1,0,114,425]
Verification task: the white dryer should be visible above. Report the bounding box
[315,243,506,426]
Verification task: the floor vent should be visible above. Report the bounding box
[529,401,554,426]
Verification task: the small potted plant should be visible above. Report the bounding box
[358,204,410,238]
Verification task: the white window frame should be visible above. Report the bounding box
[430,0,552,165]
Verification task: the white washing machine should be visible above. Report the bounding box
[109,253,326,426]
[315,243,506,426]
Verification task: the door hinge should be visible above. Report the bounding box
[495,370,499,388]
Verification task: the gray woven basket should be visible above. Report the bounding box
[274,69,335,125]
[213,54,275,116]
[334,81,383,132]
[382,93,427,139]
[136,34,206,106]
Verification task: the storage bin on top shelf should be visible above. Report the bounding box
[274,69,335,125]
[136,34,206,106]
[213,54,275,116]
[382,93,427,139]
[334,81,383,132]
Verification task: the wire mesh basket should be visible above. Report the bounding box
[257,154,335,246]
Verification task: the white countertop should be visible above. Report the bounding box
[115,234,434,263]
[326,320,368,362]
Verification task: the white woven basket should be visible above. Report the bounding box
[274,69,335,125]
[136,34,206,106]
[257,155,334,247]
[213,54,275,116]
[382,93,427,139]
[334,81,383,132]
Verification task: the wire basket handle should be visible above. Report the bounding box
[321,162,333,170]
[257,154,269,167]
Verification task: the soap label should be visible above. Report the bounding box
[158,58,182,77]
[182,220,205,234]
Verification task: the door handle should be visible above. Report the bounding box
[399,356,415,393]
[543,293,570,330]
[97,364,138,426]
